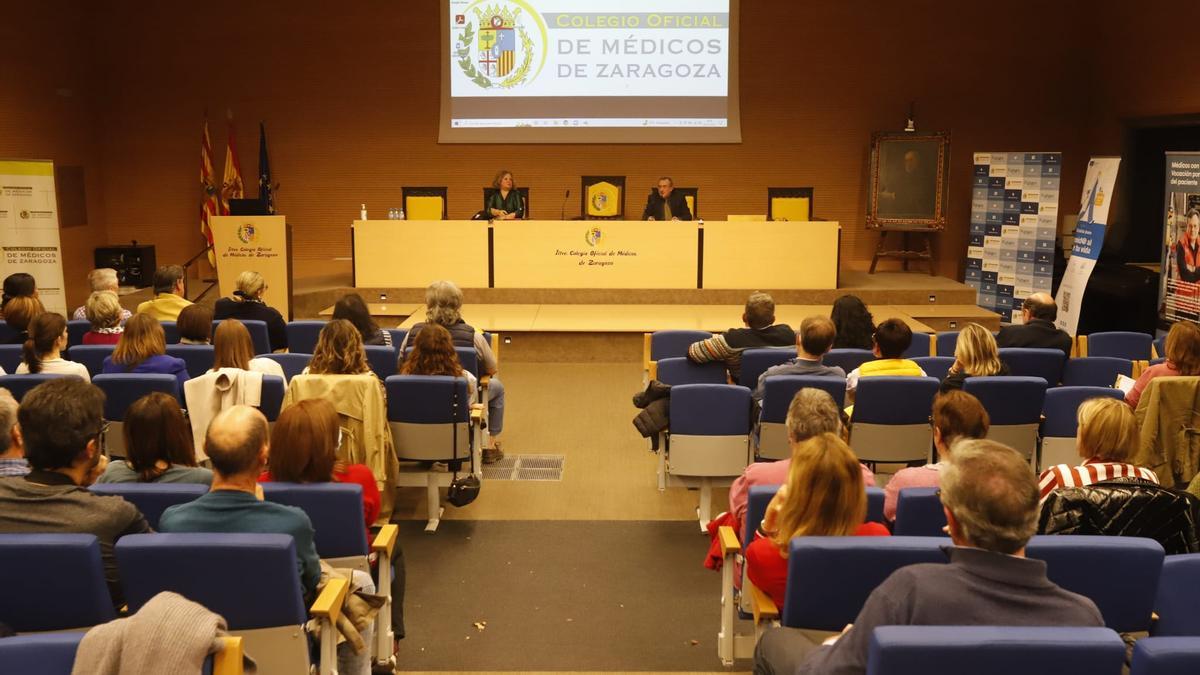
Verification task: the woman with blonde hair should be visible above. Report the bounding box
[1038,396,1158,501]
[399,280,506,462]
[3,295,43,344]
[82,291,124,345]
[213,270,287,352]
[1126,319,1200,408]
[940,322,1008,392]
[306,319,372,376]
[102,313,189,391]
[210,319,286,380]
[17,312,90,381]
[745,432,889,607]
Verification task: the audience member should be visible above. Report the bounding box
[1039,396,1158,501]
[845,318,926,396]
[213,270,287,352]
[82,291,125,345]
[0,389,27,477]
[72,268,131,323]
[307,320,373,376]
[883,390,989,520]
[400,280,506,461]
[333,292,391,346]
[756,440,1103,675]
[3,295,44,344]
[1125,319,1200,408]
[211,319,286,379]
[96,392,212,485]
[102,313,190,391]
[176,303,214,344]
[400,323,479,400]
[729,389,874,526]
[940,322,1008,392]
[16,312,90,381]
[2,272,37,312]
[753,316,844,403]
[159,406,319,594]
[687,291,794,382]
[0,379,152,609]
[136,265,192,321]
[259,399,380,542]
[746,433,888,608]
[995,293,1073,355]
[829,294,874,350]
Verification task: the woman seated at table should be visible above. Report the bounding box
[745,432,889,608]
[332,292,391,347]
[83,291,124,345]
[102,313,190,392]
[1125,319,1200,408]
[486,169,523,220]
[176,304,214,345]
[940,322,1008,392]
[306,319,374,377]
[211,319,286,380]
[213,270,288,352]
[883,390,989,520]
[96,392,212,485]
[1039,396,1158,501]
[16,312,91,381]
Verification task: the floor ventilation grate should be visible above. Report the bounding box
[483,454,565,481]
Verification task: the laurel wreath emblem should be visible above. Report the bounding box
[455,19,535,89]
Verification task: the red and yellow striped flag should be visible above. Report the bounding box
[200,118,218,265]
[219,115,244,216]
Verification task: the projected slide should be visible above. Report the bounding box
[441,0,740,143]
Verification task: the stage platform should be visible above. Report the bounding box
[291,263,996,363]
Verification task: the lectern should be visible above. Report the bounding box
[208,215,293,319]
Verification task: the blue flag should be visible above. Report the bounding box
[258,121,275,214]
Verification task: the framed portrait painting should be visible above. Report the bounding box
[867,131,950,230]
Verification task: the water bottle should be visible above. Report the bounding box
[388,208,396,220]
[398,208,405,220]
[360,203,368,220]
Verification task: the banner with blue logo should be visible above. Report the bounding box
[1158,152,1200,325]
[1054,157,1121,336]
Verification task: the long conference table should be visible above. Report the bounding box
[352,220,841,289]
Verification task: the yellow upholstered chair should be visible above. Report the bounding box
[581,176,625,219]
[402,187,448,220]
[767,187,814,222]
[727,214,767,221]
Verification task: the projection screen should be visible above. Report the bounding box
[440,0,741,143]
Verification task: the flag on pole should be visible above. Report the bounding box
[258,121,276,215]
[219,113,244,215]
[200,118,219,265]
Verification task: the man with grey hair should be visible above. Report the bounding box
[0,389,27,477]
[71,268,132,323]
[755,439,1103,675]
[728,388,874,525]
[136,264,192,321]
[641,176,692,221]
[687,292,794,382]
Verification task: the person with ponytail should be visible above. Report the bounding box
[16,312,90,381]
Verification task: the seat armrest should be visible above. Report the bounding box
[750,583,779,623]
[310,576,350,625]
[643,333,652,370]
[480,374,491,388]
[718,525,740,556]
[372,523,399,558]
[648,361,658,382]
[212,635,244,675]
[490,333,500,364]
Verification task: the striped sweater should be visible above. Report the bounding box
[1038,458,1159,501]
[686,324,795,380]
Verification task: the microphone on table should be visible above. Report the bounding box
[561,189,570,220]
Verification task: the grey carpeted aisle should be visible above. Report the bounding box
[394,520,745,672]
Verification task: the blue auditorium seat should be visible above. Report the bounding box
[824,348,875,374]
[92,373,181,457]
[866,486,885,524]
[259,352,310,382]
[365,344,397,380]
[285,320,327,354]
[70,344,115,377]
[1026,535,1164,633]
[89,483,207,530]
[999,347,1066,386]
[1153,335,1166,360]
[758,375,847,459]
[903,332,934,358]
[912,356,954,382]
[1040,386,1125,470]
[160,320,180,344]
[655,356,727,386]
[893,487,948,536]
[649,329,711,362]
[867,626,1126,675]
[1131,637,1200,675]
[1152,553,1200,636]
[0,534,116,631]
[259,374,286,421]
[669,383,751,529]
[1085,331,1153,360]
[850,376,940,465]
[963,376,1047,463]
[261,482,368,568]
[739,347,796,388]
[386,328,408,354]
[67,319,90,347]
[1061,356,1134,388]
[0,344,22,373]
[212,319,270,355]
[0,633,86,674]
[165,343,215,378]
[0,373,75,401]
[935,331,959,357]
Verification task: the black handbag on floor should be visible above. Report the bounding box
[447,381,480,507]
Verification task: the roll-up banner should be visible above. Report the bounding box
[1159,152,1200,324]
[0,159,67,315]
[1054,157,1120,336]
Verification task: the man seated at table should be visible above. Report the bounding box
[995,292,1073,356]
[753,440,1104,675]
[752,316,844,403]
[687,292,794,382]
[641,176,692,221]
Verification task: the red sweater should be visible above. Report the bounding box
[259,463,381,544]
[746,522,891,608]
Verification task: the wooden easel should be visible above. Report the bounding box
[869,228,937,275]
